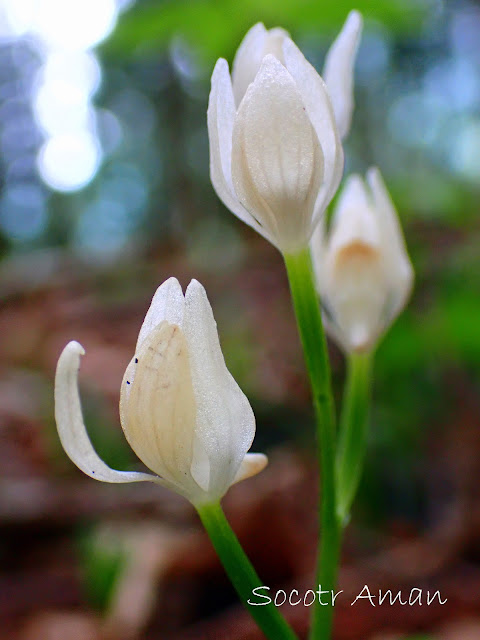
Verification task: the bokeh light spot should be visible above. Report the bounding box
[37,132,100,192]
[33,0,117,51]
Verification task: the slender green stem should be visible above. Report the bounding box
[336,352,372,526]
[283,248,339,640]
[197,501,298,640]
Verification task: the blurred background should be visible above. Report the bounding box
[0,0,479,638]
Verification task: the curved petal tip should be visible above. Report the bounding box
[54,341,157,484]
[233,453,268,485]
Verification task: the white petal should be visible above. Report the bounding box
[208,60,235,194]
[262,27,289,62]
[327,177,388,351]
[136,277,185,351]
[282,38,344,226]
[323,10,363,139]
[124,278,185,413]
[120,323,202,501]
[320,311,351,353]
[232,24,290,106]
[190,434,211,493]
[232,453,268,485]
[183,280,256,499]
[326,243,386,353]
[231,54,324,253]
[366,167,409,258]
[232,23,267,106]
[54,341,157,484]
[311,217,358,352]
[366,167,414,316]
[207,58,273,245]
[329,174,380,251]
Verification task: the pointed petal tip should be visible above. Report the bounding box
[262,52,283,66]
[344,172,364,188]
[148,277,184,307]
[212,57,229,75]
[255,52,287,79]
[185,278,207,298]
[156,276,183,303]
[336,173,370,212]
[271,25,288,34]
[366,167,396,211]
[366,167,394,210]
[210,59,231,96]
[136,277,185,350]
[366,165,381,183]
[249,21,266,31]
[239,22,267,39]
[240,52,278,92]
[347,9,363,30]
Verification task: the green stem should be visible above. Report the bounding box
[336,352,372,526]
[283,248,339,640]
[197,501,298,640]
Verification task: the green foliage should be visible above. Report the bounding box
[104,0,427,64]
[81,391,141,472]
[77,527,127,612]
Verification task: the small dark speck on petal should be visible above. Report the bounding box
[126,381,130,385]
[135,358,138,363]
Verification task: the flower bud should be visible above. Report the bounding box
[208,27,346,254]
[311,168,414,353]
[54,278,267,506]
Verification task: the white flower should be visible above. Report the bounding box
[208,19,354,254]
[311,168,414,353]
[54,277,267,506]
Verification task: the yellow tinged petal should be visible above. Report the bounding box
[120,322,199,495]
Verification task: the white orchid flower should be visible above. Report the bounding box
[54,278,267,506]
[207,15,360,254]
[311,168,414,353]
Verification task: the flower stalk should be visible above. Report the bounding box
[336,352,372,526]
[283,248,340,640]
[197,502,298,640]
